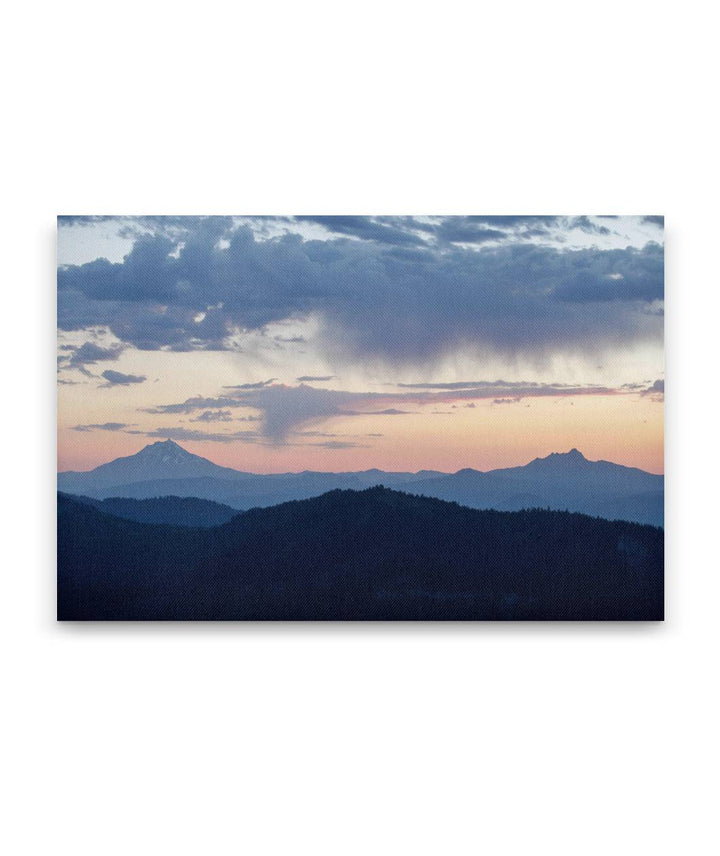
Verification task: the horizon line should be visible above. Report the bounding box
[57,439,665,477]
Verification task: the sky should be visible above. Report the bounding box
[57,215,664,474]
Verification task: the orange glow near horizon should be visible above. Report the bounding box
[57,392,664,475]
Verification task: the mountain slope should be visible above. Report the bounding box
[57,439,248,493]
[57,443,664,526]
[411,449,664,525]
[58,487,664,621]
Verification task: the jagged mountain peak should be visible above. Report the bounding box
[529,448,589,466]
[547,447,586,460]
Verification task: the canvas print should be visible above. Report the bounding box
[57,216,664,620]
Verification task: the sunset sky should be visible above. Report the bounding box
[57,215,664,474]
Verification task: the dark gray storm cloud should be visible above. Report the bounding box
[145,380,621,443]
[101,370,146,386]
[65,341,124,366]
[569,216,611,235]
[641,379,664,398]
[58,217,664,365]
[433,221,506,244]
[58,341,126,378]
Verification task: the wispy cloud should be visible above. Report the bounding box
[72,422,134,432]
[142,396,241,414]
[306,440,369,450]
[223,378,278,390]
[125,426,262,444]
[190,410,233,423]
[341,408,418,416]
[100,370,146,386]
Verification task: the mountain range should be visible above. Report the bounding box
[58,440,664,526]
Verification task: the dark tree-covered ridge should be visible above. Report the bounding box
[57,486,663,621]
[65,493,239,527]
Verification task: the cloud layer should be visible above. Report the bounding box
[142,380,622,443]
[58,217,664,368]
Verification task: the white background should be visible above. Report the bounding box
[2,2,718,854]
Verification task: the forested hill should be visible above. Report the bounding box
[57,487,663,621]
[63,493,240,527]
